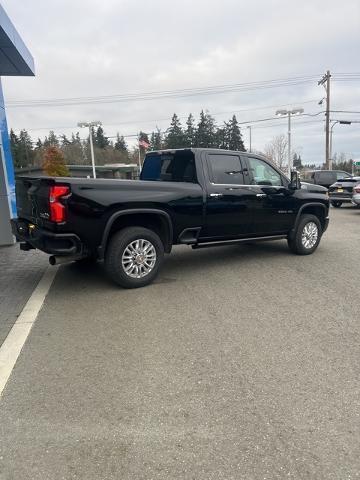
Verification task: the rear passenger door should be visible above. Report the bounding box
[202,152,253,238]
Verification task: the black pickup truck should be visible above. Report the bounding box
[12,148,329,288]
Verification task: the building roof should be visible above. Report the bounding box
[0,5,34,76]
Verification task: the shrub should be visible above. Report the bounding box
[42,146,70,177]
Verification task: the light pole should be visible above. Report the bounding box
[247,126,252,152]
[329,120,351,170]
[275,108,304,176]
[77,121,102,178]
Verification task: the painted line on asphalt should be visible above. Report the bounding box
[0,266,58,397]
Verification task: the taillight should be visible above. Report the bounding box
[49,185,70,223]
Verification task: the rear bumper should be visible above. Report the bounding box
[352,194,360,205]
[328,195,352,203]
[11,218,83,255]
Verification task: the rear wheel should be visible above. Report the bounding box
[105,227,164,288]
[331,201,342,208]
[287,214,322,255]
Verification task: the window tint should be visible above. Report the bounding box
[336,171,351,180]
[141,151,197,183]
[247,157,282,186]
[317,171,335,183]
[207,154,244,184]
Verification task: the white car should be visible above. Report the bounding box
[352,183,360,207]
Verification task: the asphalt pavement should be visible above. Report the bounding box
[0,245,48,347]
[0,206,359,479]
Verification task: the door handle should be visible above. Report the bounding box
[209,193,223,198]
[256,193,267,198]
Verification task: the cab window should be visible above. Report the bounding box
[247,157,282,186]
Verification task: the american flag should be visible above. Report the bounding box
[139,138,150,149]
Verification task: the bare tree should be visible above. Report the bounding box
[264,134,288,172]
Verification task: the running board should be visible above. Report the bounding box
[192,235,287,250]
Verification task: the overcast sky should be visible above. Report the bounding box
[2,0,360,164]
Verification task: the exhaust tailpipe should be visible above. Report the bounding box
[49,255,85,266]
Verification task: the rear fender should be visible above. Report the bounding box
[98,209,173,258]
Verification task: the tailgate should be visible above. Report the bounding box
[15,176,54,226]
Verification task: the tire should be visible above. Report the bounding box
[104,227,164,288]
[287,214,322,255]
[331,201,342,208]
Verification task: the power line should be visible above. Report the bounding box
[6,75,322,108]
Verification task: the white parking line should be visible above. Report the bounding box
[0,266,58,397]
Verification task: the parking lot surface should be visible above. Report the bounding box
[0,246,48,347]
[0,207,359,479]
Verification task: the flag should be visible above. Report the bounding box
[139,138,150,149]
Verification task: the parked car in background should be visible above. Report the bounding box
[352,183,360,207]
[328,177,360,207]
[301,170,353,189]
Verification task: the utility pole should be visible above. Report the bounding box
[77,121,102,178]
[318,70,331,169]
[287,112,291,175]
[275,108,304,177]
[247,126,252,152]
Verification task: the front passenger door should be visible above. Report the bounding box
[243,155,296,234]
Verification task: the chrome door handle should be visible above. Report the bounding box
[256,193,267,198]
[209,193,223,198]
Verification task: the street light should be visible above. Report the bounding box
[77,121,102,178]
[246,126,252,152]
[329,120,352,170]
[275,108,304,176]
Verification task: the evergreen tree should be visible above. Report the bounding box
[10,129,21,168]
[71,132,82,145]
[114,133,128,153]
[44,130,59,147]
[184,113,196,147]
[225,115,245,151]
[149,127,162,150]
[94,126,109,149]
[195,110,217,148]
[216,126,228,149]
[60,134,71,147]
[36,138,43,149]
[17,129,34,167]
[165,113,184,148]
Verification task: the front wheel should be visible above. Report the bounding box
[105,227,164,288]
[331,201,342,208]
[287,214,322,255]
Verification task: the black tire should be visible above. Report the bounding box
[331,201,342,208]
[104,227,164,288]
[287,214,322,255]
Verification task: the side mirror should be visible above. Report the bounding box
[289,169,301,190]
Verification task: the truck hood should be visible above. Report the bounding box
[300,182,328,193]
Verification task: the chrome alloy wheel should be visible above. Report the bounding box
[122,239,157,278]
[301,222,318,249]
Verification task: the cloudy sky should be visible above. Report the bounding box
[2,0,360,164]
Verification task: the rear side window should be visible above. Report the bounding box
[207,154,244,185]
[141,151,197,183]
[302,171,314,182]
